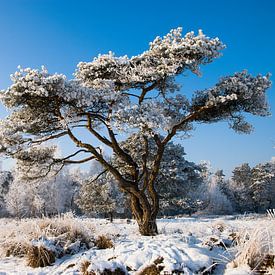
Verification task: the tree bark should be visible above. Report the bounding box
[130,194,159,236]
[138,218,158,236]
[109,212,113,223]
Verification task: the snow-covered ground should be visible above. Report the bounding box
[0,214,274,274]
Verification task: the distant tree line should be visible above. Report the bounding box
[0,143,274,219]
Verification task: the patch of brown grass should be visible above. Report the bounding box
[212,220,226,232]
[80,260,125,275]
[228,232,241,245]
[202,236,227,250]
[80,260,91,275]
[5,242,30,258]
[95,235,114,249]
[252,254,274,273]
[26,245,55,268]
[138,257,164,275]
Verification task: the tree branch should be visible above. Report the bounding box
[139,81,160,104]
[162,105,211,145]
[32,131,68,144]
[86,113,112,147]
[89,169,108,183]
[64,156,95,164]
[54,149,94,164]
[141,135,149,192]
[106,125,139,180]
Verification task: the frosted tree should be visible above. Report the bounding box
[229,163,254,212]
[40,169,80,215]
[197,168,233,214]
[0,27,271,235]
[77,175,124,221]
[0,170,13,216]
[227,161,275,213]
[5,178,43,217]
[251,162,275,212]
[5,154,80,217]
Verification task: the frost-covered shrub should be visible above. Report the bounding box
[0,214,95,259]
[227,221,275,274]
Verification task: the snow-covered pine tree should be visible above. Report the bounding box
[251,162,275,212]
[0,27,271,235]
[77,174,125,221]
[231,163,253,212]
[227,161,275,213]
[0,169,13,216]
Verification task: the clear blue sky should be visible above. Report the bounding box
[0,0,274,175]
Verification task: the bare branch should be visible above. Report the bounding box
[58,149,91,161]
[89,169,108,183]
[122,92,141,99]
[64,156,95,164]
[32,131,68,144]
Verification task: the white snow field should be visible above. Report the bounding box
[0,214,274,274]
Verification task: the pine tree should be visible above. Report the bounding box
[0,27,271,235]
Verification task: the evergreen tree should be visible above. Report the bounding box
[0,27,271,235]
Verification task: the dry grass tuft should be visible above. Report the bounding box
[139,265,160,275]
[80,260,126,275]
[95,235,114,249]
[138,257,164,275]
[5,242,30,258]
[202,236,228,250]
[255,254,274,273]
[80,260,91,275]
[228,222,275,274]
[212,220,226,232]
[26,245,55,268]
[0,214,95,260]
[37,217,94,248]
[228,232,241,245]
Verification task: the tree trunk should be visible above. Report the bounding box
[109,212,113,223]
[137,218,158,236]
[130,194,158,236]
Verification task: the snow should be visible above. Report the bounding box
[224,264,251,275]
[0,214,274,274]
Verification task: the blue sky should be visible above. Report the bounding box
[0,0,274,175]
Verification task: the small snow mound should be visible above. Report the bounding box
[78,235,213,274]
[86,259,127,274]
